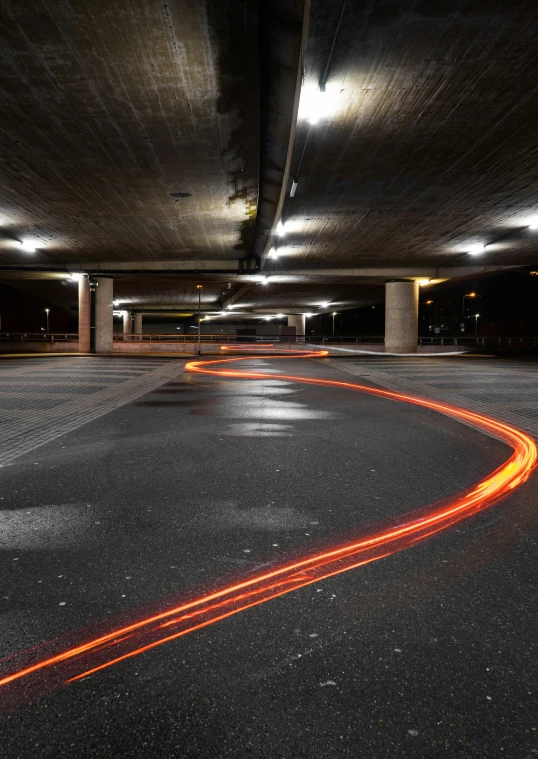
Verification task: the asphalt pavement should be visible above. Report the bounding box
[1,356,537,758]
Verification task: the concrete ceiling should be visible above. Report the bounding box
[0,0,259,266]
[269,0,538,272]
[0,0,537,314]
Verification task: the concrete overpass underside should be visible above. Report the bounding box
[0,0,537,351]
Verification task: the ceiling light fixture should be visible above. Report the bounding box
[320,301,330,308]
[20,241,36,253]
[276,221,286,237]
[304,312,313,318]
[467,243,486,255]
[268,247,278,259]
[417,280,430,286]
[298,82,340,125]
[69,273,81,282]
[528,216,538,230]
[290,179,298,198]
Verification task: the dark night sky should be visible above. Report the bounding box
[310,269,538,337]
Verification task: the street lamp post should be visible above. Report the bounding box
[196,284,203,355]
[462,292,476,329]
[45,308,50,333]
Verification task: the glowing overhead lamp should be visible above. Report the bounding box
[298,82,340,125]
[268,247,279,259]
[528,216,538,230]
[319,301,331,308]
[290,179,298,198]
[417,280,430,286]
[20,241,36,253]
[276,221,286,237]
[69,273,81,282]
[304,312,313,318]
[467,243,486,255]
[263,316,273,321]
[260,278,269,286]
[276,313,285,318]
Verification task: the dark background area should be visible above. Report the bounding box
[1,269,537,337]
[308,269,538,338]
[0,283,76,333]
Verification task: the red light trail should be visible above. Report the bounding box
[0,349,535,701]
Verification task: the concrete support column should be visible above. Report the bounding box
[287,314,305,335]
[134,313,143,336]
[122,310,132,335]
[385,281,418,354]
[94,277,113,354]
[78,275,91,353]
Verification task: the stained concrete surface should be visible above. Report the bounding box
[1,358,537,757]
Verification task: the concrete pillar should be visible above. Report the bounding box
[94,277,113,354]
[78,275,91,353]
[122,310,132,335]
[287,314,305,335]
[385,281,419,354]
[134,313,143,336]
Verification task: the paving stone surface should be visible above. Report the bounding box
[0,356,186,466]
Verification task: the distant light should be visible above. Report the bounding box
[268,247,278,259]
[425,300,434,305]
[263,316,273,321]
[528,216,538,230]
[69,273,81,282]
[304,312,313,318]
[290,179,298,198]
[298,83,340,125]
[332,311,338,316]
[113,300,120,306]
[276,221,286,237]
[261,278,269,286]
[20,241,36,253]
[417,279,430,286]
[45,308,50,313]
[467,244,486,255]
[276,313,285,318]
[320,301,330,308]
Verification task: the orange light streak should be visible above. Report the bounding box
[0,349,535,698]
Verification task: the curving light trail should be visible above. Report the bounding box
[0,349,535,698]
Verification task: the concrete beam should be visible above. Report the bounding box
[269,265,523,279]
[220,283,254,309]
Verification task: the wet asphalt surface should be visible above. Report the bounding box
[1,357,537,758]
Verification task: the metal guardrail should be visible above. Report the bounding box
[0,332,78,342]
[2,333,538,350]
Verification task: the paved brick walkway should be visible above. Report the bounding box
[0,357,186,465]
[330,356,538,441]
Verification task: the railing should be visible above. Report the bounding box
[112,333,388,344]
[2,332,538,351]
[418,336,538,348]
[0,332,78,342]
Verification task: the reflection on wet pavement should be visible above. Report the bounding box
[223,423,294,437]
